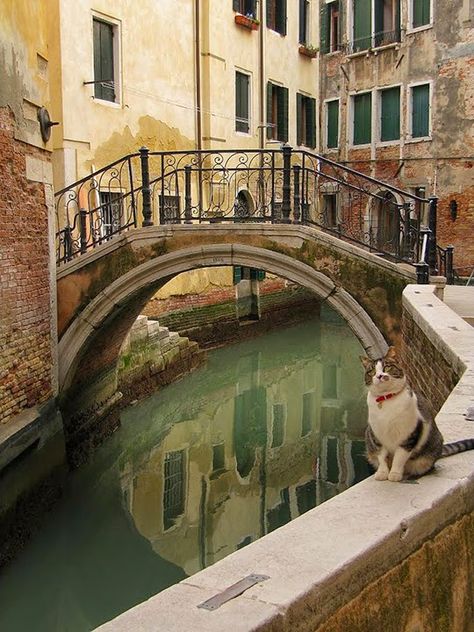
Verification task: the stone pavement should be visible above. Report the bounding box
[443,285,474,327]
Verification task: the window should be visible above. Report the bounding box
[301,392,314,436]
[411,0,431,28]
[320,1,341,53]
[322,193,338,227]
[410,83,430,138]
[212,443,225,472]
[299,0,310,44]
[233,0,257,18]
[352,92,372,145]
[267,0,287,35]
[323,364,338,399]
[351,0,400,53]
[271,403,285,448]
[159,194,180,224]
[296,93,316,148]
[267,82,289,142]
[326,99,339,148]
[99,191,122,238]
[93,17,117,102]
[379,86,400,142]
[235,71,250,134]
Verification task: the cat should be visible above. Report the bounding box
[360,346,474,482]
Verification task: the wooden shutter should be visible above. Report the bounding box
[412,84,429,137]
[327,100,339,148]
[267,82,274,140]
[233,0,240,11]
[413,0,430,27]
[299,0,307,44]
[233,266,243,284]
[278,86,289,142]
[278,0,287,35]
[93,19,115,101]
[320,2,329,53]
[296,93,304,145]
[353,92,371,145]
[236,72,249,133]
[380,87,400,141]
[267,0,275,28]
[306,97,316,148]
[353,0,372,51]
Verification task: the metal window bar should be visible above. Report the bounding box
[163,450,185,530]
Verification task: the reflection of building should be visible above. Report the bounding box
[119,316,369,576]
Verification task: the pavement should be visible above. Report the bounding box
[443,285,474,327]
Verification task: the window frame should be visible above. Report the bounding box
[349,90,373,148]
[377,84,402,145]
[91,13,121,106]
[407,80,432,142]
[348,0,401,54]
[324,97,340,149]
[408,0,433,32]
[235,69,252,135]
[267,0,287,36]
[296,92,316,148]
[266,81,289,143]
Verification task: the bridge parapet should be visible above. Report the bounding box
[55,146,452,280]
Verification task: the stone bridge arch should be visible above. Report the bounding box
[57,224,414,425]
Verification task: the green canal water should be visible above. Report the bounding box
[0,314,371,632]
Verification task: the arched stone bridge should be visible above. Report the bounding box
[57,223,415,419]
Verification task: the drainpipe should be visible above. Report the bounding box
[195,0,202,151]
[258,0,265,150]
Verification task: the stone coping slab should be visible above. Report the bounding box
[96,284,474,631]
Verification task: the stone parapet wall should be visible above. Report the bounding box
[0,107,55,425]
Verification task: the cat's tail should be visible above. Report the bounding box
[441,438,474,457]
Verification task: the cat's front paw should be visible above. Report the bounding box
[388,471,403,482]
[374,468,389,481]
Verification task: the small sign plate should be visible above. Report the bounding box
[197,574,270,611]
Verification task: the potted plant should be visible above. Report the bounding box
[235,13,260,30]
[298,44,318,58]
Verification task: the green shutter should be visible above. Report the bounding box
[353,92,371,145]
[233,266,243,284]
[380,87,400,141]
[412,84,430,137]
[306,97,316,148]
[267,82,274,140]
[267,0,273,27]
[233,0,240,11]
[93,19,115,101]
[353,0,372,51]
[257,269,266,281]
[296,93,303,145]
[278,0,287,35]
[236,72,249,133]
[320,3,329,53]
[327,100,339,148]
[413,0,430,28]
[299,0,306,43]
[278,86,289,142]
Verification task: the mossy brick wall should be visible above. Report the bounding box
[401,307,461,419]
[0,108,54,424]
[315,512,474,632]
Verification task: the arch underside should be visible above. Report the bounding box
[58,243,388,392]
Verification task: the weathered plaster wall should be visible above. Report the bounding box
[319,0,474,270]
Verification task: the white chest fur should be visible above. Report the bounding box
[367,390,419,453]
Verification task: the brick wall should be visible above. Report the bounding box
[0,107,54,424]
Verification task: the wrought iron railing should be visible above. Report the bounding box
[55,145,451,281]
[347,28,401,54]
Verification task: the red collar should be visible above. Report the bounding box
[375,388,405,404]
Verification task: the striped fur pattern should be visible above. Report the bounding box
[360,346,474,482]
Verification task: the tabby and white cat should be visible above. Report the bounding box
[360,346,474,482]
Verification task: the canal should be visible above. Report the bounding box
[0,311,371,631]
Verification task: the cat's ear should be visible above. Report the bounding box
[385,346,397,360]
[359,355,372,369]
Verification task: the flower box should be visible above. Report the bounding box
[298,44,318,59]
[234,14,259,30]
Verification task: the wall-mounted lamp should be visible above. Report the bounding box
[449,199,458,221]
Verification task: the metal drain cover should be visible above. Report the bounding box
[197,574,270,611]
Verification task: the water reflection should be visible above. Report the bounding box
[0,313,371,632]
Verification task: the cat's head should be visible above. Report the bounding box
[360,346,406,394]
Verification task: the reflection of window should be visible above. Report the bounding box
[323,364,338,399]
[296,93,316,148]
[236,71,250,133]
[301,392,314,436]
[271,403,285,447]
[163,450,186,530]
[99,191,122,238]
[267,0,287,35]
[379,86,400,142]
[93,17,118,102]
[267,488,291,533]
[212,443,225,472]
[296,480,316,514]
[326,436,339,484]
[233,0,257,18]
[267,82,289,142]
